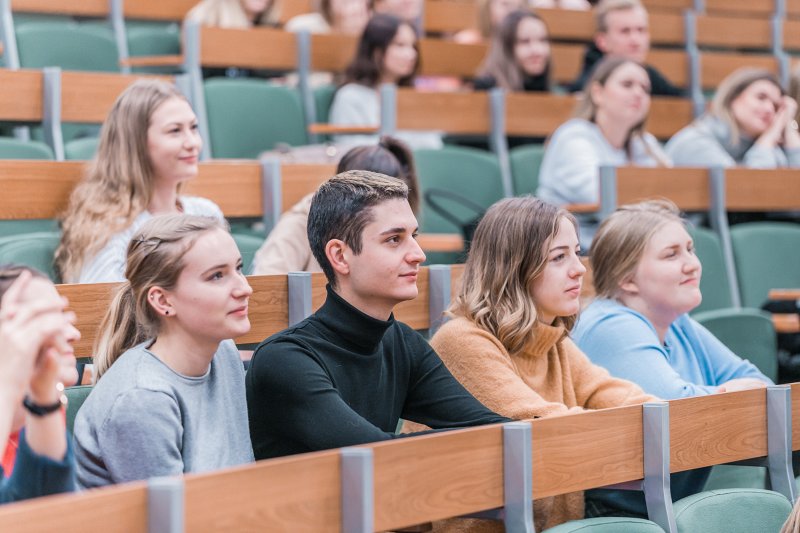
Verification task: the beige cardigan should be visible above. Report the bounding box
[252,194,322,275]
[411,316,656,532]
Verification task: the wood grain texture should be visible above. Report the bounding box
[642,0,692,12]
[123,0,197,20]
[417,39,487,77]
[309,33,358,72]
[10,0,108,16]
[648,12,687,46]
[185,160,264,217]
[669,389,767,472]
[724,168,800,211]
[648,49,688,88]
[423,0,476,33]
[372,425,505,530]
[769,289,800,300]
[396,89,491,134]
[647,98,694,138]
[200,27,297,70]
[0,481,148,532]
[550,43,586,83]
[0,69,43,122]
[615,167,710,210]
[184,451,341,532]
[58,281,118,357]
[0,160,83,219]
[792,383,800,450]
[280,163,337,211]
[538,9,594,41]
[701,52,778,89]
[696,15,773,49]
[416,233,464,252]
[703,0,774,16]
[61,72,173,123]
[783,19,800,51]
[533,405,645,497]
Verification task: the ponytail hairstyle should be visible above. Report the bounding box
[93,214,228,381]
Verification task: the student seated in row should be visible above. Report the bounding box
[57,80,222,284]
[246,171,509,460]
[572,199,772,518]
[74,215,254,488]
[0,267,77,503]
[252,136,420,275]
[405,196,656,531]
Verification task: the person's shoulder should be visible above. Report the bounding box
[284,12,329,33]
[576,299,651,334]
[180,196,224,219]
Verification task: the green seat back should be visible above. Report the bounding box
[703,465,767,491]
[204,79,308,158]
[730,222,800,308]
[0,232,61,281]
[510,143,545,196]
[64,137,99,160]
[0,138,54,160]
[542,517,664,532]
[0,220,59,238]
[65,385,92,435]
[673,488,791,533]
[16,22,119,72]
[127,24,182,74]
[414,146,505,264]
[232,233,265,275]
[689,226,733,314]
[312,84,337,142]
[692,307,778,381]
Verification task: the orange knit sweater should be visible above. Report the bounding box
[414,316,656,532]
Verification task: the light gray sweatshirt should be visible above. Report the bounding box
[665,115,800,168]
[74,340,253,488]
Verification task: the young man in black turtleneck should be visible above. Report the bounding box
[245,170,508,460]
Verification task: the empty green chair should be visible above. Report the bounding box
[414,146,505,264]
[0,138,54,160]
[510,143,545,196]
[65,385,92,435]
[312,84,337,142]
[203,79,309,158]
[15,22,120,72]
[127,24,182,74]
[689,226,733,314]
[0,232,61,281]
[730,222,800,308]
[0,220,59,239]
[232,232,265,275]
[673,488,791,533]
[64,137,99,160]
[542,517,664,532]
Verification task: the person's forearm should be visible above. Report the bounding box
[24,385,67,462]
[0,389,19,461]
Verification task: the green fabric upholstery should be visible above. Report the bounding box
[0,138,54,159]
[232,233,265,275]
[543,517,664,532]
[689,226,733,314]
[64,137,99,160]
[204,79,309,158]
[413,146,505,264]
[16,22,119,72]
[127,24,182,74]
[703,465,768,491]
[0,220,59,239]
[673,488,791,533]
[509,143,545,196]
[0,232,61,281]
[65,385,92,435]
[692,307,778,381]
[730,222,800,308]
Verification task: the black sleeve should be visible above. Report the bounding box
[647,66,685,97]
[401,328,510,428]
[248,340,403,452]
[472,76,497,91]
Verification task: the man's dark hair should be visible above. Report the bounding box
[308,170,409,286]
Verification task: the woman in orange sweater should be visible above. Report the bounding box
[427,196,656,531]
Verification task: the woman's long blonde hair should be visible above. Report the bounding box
[184,0,281,28]
[55,80,189,283]
[451,196,578,355]
[93,214,227,381]
[574,56,669,166]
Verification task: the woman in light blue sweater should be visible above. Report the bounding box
[572,199,772,519]
[74,214,254,488]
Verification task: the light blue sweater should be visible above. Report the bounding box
[572,298,771,399]
[572,298,772,517]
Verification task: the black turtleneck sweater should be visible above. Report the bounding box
[246,286,509,460]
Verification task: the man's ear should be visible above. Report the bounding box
[595,32,608,54]
[325,239,350,277]
[147,286,174,318]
